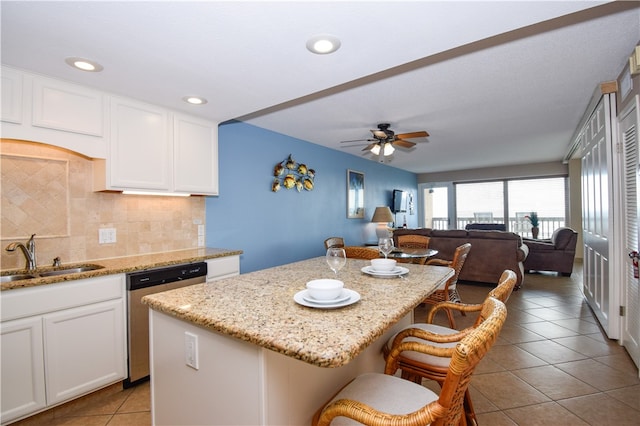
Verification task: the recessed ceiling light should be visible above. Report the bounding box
[65,57,103,72]
[182,96,208,105]
[306,34,341,55]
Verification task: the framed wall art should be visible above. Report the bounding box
[347,169,365,219]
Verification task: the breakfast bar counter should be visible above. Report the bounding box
[143,257,452,425]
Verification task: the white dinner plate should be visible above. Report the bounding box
[361,266,410,278]
[302,290,351,305]
[294,289,360,309]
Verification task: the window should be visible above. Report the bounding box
[453,177,566,238]
[507,178,566,238]
[456,181,504,228]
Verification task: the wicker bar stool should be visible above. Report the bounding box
[424,242,471,328]
[382,270,517,426]
[397,234,430,249]
[313,297,508,426]
[343,246,380,260]
[397,234,431,264]
[324,237,345,250]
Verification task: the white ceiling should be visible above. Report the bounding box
[2,1,639,173]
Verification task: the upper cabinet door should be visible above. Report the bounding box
[32,76,105,137]
[173,114,219,195]
[1,67,23,124]
[109,97,171,190]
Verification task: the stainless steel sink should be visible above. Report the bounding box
[1,264,104,282]
[38,265,104,277]
[0,274,36,283]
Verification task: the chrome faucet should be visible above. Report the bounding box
[5,234,37,271]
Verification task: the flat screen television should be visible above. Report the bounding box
[392,189,407,213]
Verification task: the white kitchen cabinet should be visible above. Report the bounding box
[173,113,219,195]
[0,274,126,423]
[102,96,171,191]
[31,75,105,137]
[94,98,219,195]
[1,67,219,195]
[0,317,46,423]
[0,66,107,159]
[1,66,23,124]
[206,256,240,282]
[44,299,125,406]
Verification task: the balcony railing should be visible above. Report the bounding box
[430,217,565,240]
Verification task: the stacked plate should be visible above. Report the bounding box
[294,288,360,309]
[361,265,410,278]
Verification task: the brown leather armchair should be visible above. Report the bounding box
[523,227,578,276]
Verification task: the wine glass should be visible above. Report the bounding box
[378,237,394,259]
[326,248,347,276]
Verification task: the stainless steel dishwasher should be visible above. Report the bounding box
[125,262,207,387]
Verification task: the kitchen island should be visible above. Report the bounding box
[143,257,452,425]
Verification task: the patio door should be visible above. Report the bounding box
[419,183,453,230]
[619,94,640,369]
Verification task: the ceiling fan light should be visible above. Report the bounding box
[383,143,395,156]
[370,144,381,155]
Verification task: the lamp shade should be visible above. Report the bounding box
[371,206,394,223]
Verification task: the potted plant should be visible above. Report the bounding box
[525,212,540,239]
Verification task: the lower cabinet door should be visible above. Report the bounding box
[1,317,46,423]
[44,299,125,405]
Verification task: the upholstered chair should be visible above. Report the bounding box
[523,227,578,276]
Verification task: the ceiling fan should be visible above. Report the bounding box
[341,123,429,160]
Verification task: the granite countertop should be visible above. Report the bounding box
[142,257,453,368]
[1,247,242,291]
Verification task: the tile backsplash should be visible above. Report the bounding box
[1,139,205,270]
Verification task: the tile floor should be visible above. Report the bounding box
[418,264,640,426]
[11,262,640,425]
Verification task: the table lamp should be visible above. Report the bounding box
[371,206,394,239]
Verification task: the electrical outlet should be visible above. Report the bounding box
[98,228,117,244]
[197,235,205,247]
[197,224,205,236]
[185,332,199,370]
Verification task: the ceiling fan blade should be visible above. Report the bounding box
[340,143,369,148]
[396,130,429,139]
[341,138,372,143]
[362,143,378,152]
[393,139,416,148]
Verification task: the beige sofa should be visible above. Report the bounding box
[392,228,529,289]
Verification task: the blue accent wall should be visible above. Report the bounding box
[205,121,418,273]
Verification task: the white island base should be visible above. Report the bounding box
[149,309,412,426]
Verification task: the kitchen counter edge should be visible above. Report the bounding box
[1,247,242,291]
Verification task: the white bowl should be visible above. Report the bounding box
[370,258,397,272]
[306,279,344,301]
